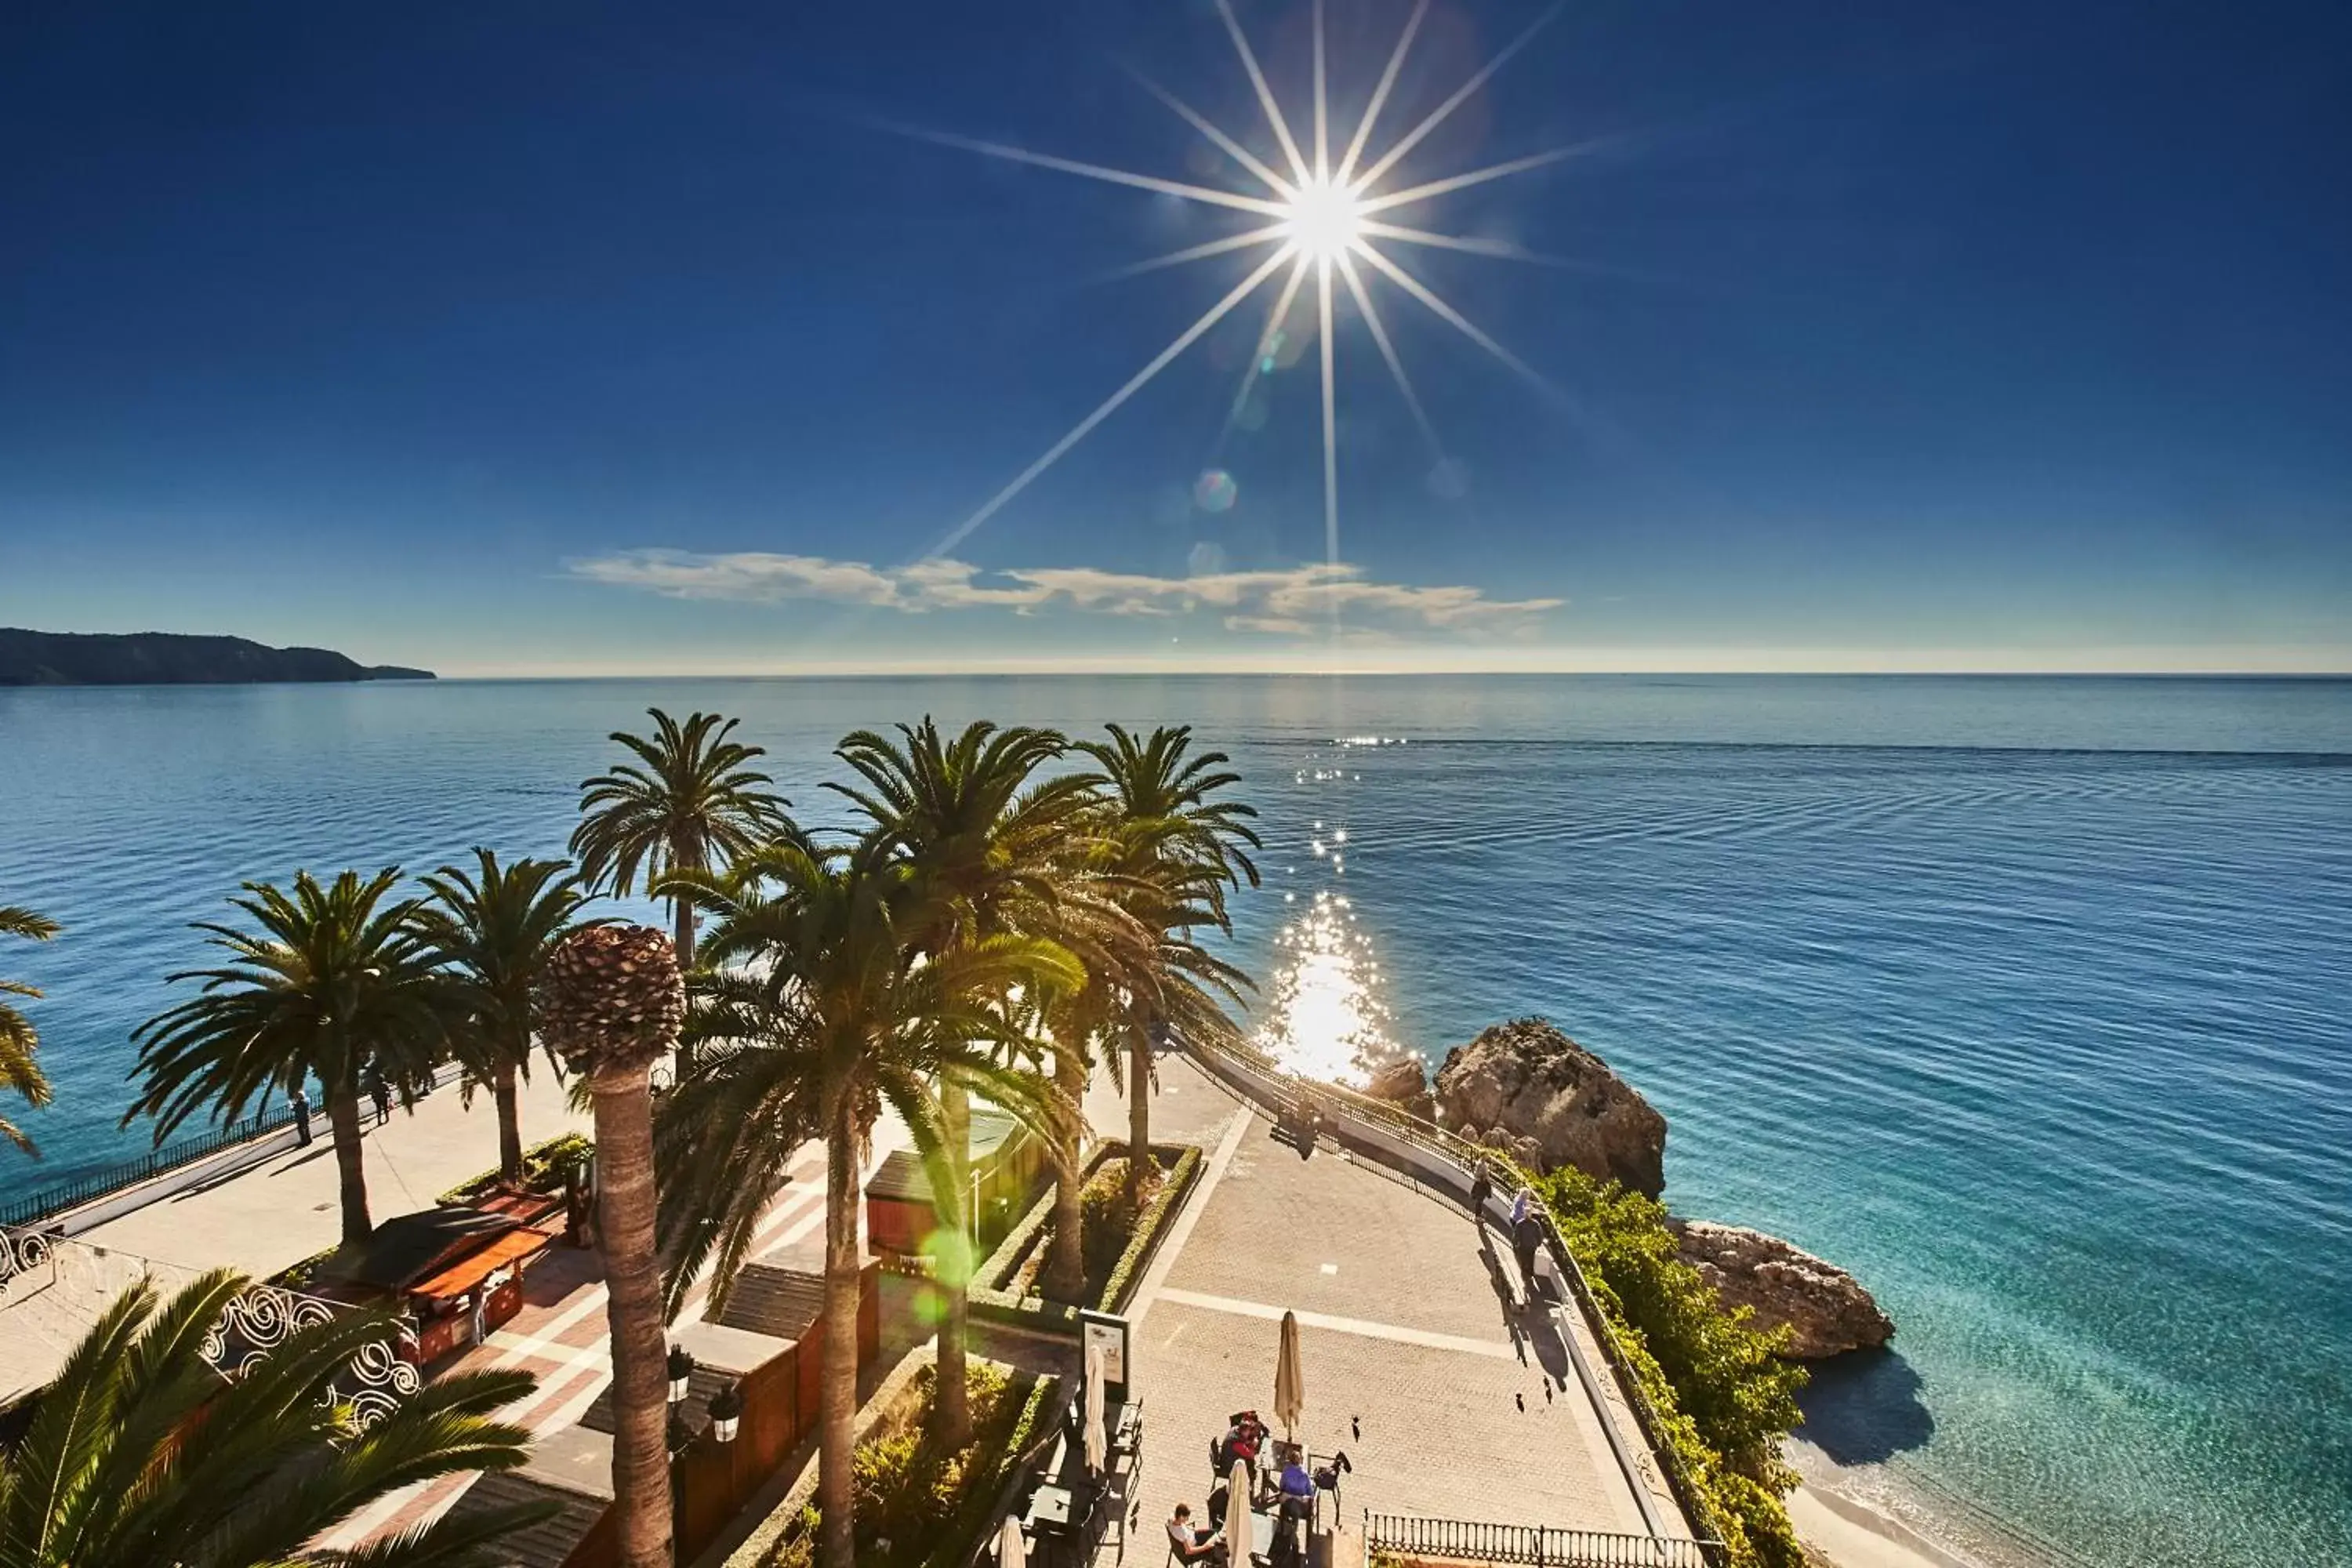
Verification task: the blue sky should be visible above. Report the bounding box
[2,0,2347,674]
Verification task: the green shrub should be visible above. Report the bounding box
[1533,1165,1808,1568]
[768,1361,1040,1568]
[974,1144,1200,1322]
[438,1130,594,1203]
[1076,1157,1160,1283]
[1096,1145,1201,1310]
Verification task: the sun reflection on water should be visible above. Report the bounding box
[1252,890,1394,1087]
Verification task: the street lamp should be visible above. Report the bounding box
[707,1379,743,1445]
[667,1345,694,1406]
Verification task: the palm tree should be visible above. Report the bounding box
[127,869,451,1245]
[653,843,1079,1568]
[2,903,60,1154]
[571,709,792,975]
[1024,833,1241,1301]
[535,924,686,1568]
[416,849,601,1184]
[0,1268,550,1567]
[1076,724,1261,1197]
[832,718,1098,1446]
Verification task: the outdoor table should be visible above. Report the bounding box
[1243,1506,1276,1566]
[1025,1483,1078,1568]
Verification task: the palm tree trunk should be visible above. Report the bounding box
[325,1081,372,1245]
[590,1061,675,1568]
[1043,1043,1087,1303]
[670,897,696,1076]
[818,1102,862,1568]
[1126,1019,1152,1204]
[932,1078,971,1450]
[494,1058,524,1185]
[671,893,695,972]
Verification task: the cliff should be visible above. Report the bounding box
[0,630,434,687]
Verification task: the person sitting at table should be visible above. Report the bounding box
[1278,1455,1314,1504]
[1221,1417,1263,1475]
[1167,1503,1224,1565]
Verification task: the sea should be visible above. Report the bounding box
[2,674,2347,1566]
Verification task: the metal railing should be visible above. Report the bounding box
[1367,1514,1720,1568]
[1181,1034,1735,1554]
[0,1105,296,1230]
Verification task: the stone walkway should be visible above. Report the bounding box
[1093,1054,1677,1562]
[0,1071,589,1403]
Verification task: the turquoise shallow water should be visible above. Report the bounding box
[2,675,2348,1564]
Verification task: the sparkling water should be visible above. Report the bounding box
[2,674,2347,1564]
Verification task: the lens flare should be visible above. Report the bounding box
[1277,174,1367,264]
[898,0,1585,579]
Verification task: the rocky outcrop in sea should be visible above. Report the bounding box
[1434,1018,1669,1197]
[1363,1015,1896,1359]
[1668,1218,1895,1359]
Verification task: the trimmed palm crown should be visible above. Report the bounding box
[534,924,685,1077]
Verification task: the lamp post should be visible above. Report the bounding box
[707,1379,743,1446]
[665,1343,697,1545]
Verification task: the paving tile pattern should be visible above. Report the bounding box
[1091,1056,1672,1564]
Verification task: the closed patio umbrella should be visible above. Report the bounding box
[1273,1309,1305,1441]
[996,1513,1027,1568]
[1226,1454,1251,1537]
[1083,1340,1108,1474]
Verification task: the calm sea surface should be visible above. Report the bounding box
[2,675,2348,1564]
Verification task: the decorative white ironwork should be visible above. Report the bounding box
[200,1282,420,1429]
[342,1334,422,1428]
[0,1224,54,1296]
[201,1281,337,1373]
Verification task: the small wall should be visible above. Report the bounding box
[560,1258,884,1568]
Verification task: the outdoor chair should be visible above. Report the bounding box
[1309,1449,1349,1515]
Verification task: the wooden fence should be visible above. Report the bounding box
[561,1259,882,1568]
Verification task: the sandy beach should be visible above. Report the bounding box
[1795,1484,1980,1568]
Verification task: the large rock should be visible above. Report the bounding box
[1669,1218,1895,1359]
[1432,1018,1667,1196]
[1359,1054,1434,1121]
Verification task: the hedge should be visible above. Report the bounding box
[437,1130,593,1204]
[1531,1165,1809,1568]
[968,1142,1202,1334]
[758,1363,1058,1568]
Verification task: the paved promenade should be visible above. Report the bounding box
[1,1071,589,1403]
[1094,1054,1679,1561]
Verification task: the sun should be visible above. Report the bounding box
[895,0,1588,592]
[1279,174,1367,265]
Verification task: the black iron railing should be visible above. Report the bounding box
[0,1105,295,1230]
[1366,1514,1720,1567]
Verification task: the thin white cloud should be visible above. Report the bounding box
[568,549,1563,637]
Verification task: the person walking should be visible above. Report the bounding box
[289,1083,313,1147]
[1468,1160,1494,1229]
[1510,1192,1544,1309]
[365,1065,393,1127]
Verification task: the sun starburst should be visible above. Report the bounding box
[898,0,1583,616]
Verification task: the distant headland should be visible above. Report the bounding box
[0,629,434,686]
